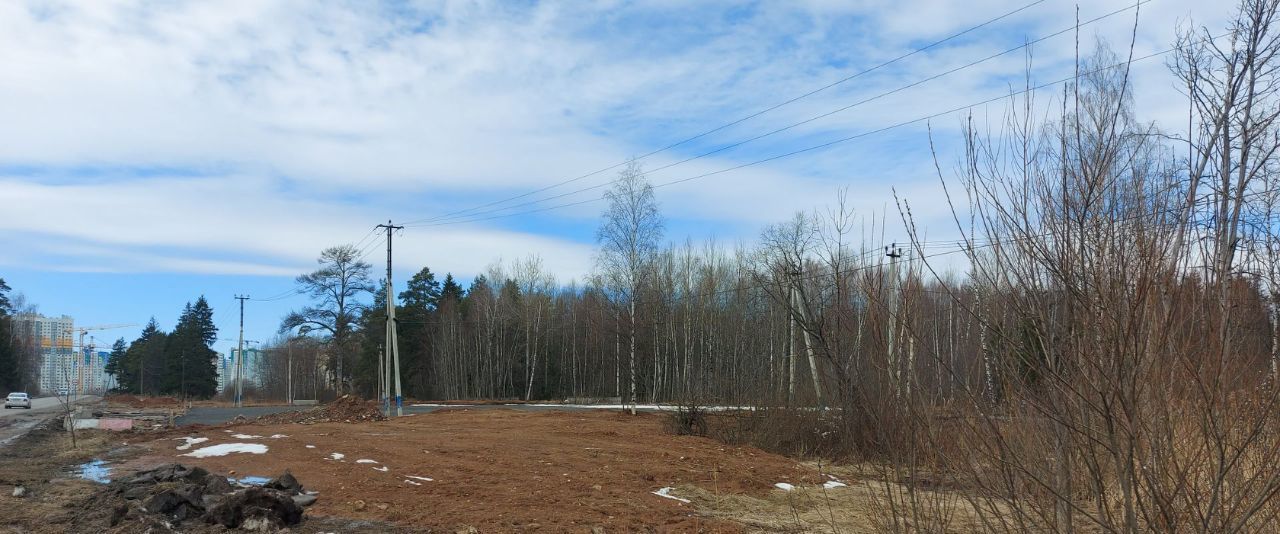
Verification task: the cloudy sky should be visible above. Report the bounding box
[0,0,1231,353]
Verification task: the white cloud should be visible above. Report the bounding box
[0,0,1238,280]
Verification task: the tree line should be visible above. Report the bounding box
[104,296,220,398]
[260,1,1280,528]
[0,278,41,393]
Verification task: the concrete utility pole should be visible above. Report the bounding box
[376,221,405,417]
[234,295,249,408]
[884,244,903,394]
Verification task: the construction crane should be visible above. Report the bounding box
[70,324,138,394]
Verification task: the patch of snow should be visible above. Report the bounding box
[76,460,112,484]
[372,466,389,472]
[174,437,209,450]
[652,487,690,503]
[823,481,848,489]
[328,452,345,461]
[355,459,379,464]
[182,443,269,458]
[405,475,433,482]
[231,433,263,439]
[305,445,316,449]
[774,482,795,491]
[269,434,288,439]
[403,479,422,486]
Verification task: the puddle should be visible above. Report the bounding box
[232,475,271,486]
[76,459,112,484]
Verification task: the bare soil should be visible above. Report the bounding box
[121,408,823,532]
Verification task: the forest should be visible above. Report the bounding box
[236,2,1280,529]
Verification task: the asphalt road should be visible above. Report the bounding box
[0,395,100,448]
[0,394,99,417]
[177,402,668,426]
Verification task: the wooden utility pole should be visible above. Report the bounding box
[377,221,405,417]
[234,295,249,407]
[885,244,903,395]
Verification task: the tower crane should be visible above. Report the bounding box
[68,323,138,394]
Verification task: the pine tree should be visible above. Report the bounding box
[168,296,219,398]
[441,273,465,304]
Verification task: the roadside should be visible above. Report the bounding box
[0,395,99,449]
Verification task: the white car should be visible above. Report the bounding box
[4,392,31,409]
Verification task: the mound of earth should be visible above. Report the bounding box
[105,394,181,408]
[79,463,316,532]
[252,395,386,425]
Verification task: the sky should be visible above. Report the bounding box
[0,0,1233,355]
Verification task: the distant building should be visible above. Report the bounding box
[12,313,76,395]
[218,348,266,393]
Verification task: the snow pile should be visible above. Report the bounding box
[305,445,316,449]
[372,466,389,472]
[269,434,289,439]
[182,443,269,458]
[652,487,690,503]
[823,480,848,489]
[231,433,264,439]
[355,459,378,464]
[774,482,795,491]
[328,452,345,461]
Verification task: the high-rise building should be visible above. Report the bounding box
[218,348,265,393]
[13,313,75,395]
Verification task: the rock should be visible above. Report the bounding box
[120,485,151,501]
[291,494,317,507]
[204,474,233,495]
[144,489,186,515]
[203,487,302,529]
[353,499,366,511]
[265,470,302,494]
[12,485,26,498]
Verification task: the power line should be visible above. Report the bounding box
[412,1,1148,227]
[399,0,1052,227]
[408,34,1201,229]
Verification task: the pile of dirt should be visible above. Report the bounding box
[92,463,316,531]
[105,394,180,409]
[252,395,386,425]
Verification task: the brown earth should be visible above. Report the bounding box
[121,408,822,532]
[104,394,181,408]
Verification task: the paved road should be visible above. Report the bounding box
[177,402,669,426]
[0,395,100,447]
[175,405,310,426]
[0,395,100,417]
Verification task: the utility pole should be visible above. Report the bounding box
[376,221,405,417]
[885,244,903,395]
[234,295,249,408]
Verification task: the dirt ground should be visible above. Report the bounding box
[118,408,825,532]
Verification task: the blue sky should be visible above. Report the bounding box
[0,0,1230,355]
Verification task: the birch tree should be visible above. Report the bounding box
[597,161,664,414]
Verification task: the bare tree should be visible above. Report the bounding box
[280,244,375,394]
[597,160,664,414]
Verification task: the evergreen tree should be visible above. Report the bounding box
[110,318,167,394]
[440,273,465,304]
[103,338,127,387]
[167,296,219,398]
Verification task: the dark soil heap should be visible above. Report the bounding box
[99,464,316,531]
[251,395,387,425]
